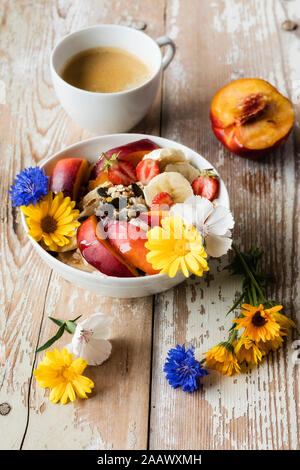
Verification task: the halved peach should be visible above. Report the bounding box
[77,216,138,277]
[210,78,294,158]
[50,158,90,201]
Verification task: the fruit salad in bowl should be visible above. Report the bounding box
[14,134,232,298]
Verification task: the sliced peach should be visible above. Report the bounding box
[50,158,90,201]
[210,78,294,158]
[88,171,110,190]
[106,220,159,276]
[77,216,138,277]
[118,149,156,167]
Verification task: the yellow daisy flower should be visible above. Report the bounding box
[272,311,296,333]
[33,348,94,405]
[204,343,241,376]
[257,334,285,356]
[145,216,209,278]
[234,337,263,365]
[21,191,80,251]
[233,304,281,343]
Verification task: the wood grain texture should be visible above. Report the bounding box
[0,0,164,450]
[149,0,300,450]
[23,274,154,450]
[0,0,299,450]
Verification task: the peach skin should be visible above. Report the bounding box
[77,216,138,277]
[106,220,160,276]
[50,157,90,200]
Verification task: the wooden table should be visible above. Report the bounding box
[1,0,299,450]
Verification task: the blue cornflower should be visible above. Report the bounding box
[164,344,208,392]
[9,167,49,207]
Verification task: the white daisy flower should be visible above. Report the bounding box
[170,196,234,257]
[67,314,112,366]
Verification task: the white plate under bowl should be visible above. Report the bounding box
[21,134,230,298]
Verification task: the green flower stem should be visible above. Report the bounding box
[226,291,245,316]
[36,315,82,353]
[229,328,238,345]
[232,243,266,304]
[251,283,258,306]
[247,285,254,306]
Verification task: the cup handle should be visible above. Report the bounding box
[156,36,176,70]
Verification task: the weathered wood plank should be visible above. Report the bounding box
[149,0,300,450]
[23,273,154,450]
[0,0,164,450]
[1,0,299,450]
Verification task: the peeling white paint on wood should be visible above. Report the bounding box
[150,0,300,450]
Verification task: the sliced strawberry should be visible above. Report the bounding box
[98,152,137,185]
[91,139,160,179]
[106,139,160,166]
[191,171,219,201]
[151,192,174,211]
[136,158,160,185]
[108,160,137,185]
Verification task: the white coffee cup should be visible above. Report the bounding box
[50,24,175,134]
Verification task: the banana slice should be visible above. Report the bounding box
[144,148,186,171]
[79,184,112,218]
[144,172,193,206]
[164,162,199,183]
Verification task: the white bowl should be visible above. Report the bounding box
[21,134,230,298]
